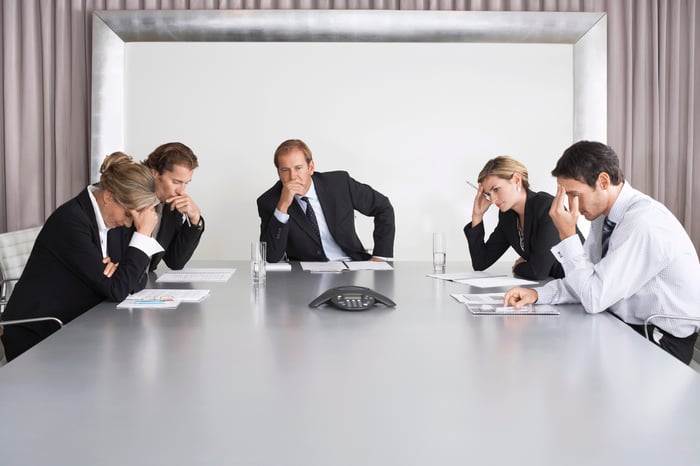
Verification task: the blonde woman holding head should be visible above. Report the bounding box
[1,152,163,362]
[464,156,584,280]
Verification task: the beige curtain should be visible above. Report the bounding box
[2,0,699,250]
[607,0,700,250]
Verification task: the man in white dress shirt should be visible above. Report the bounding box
[505,141,700,364]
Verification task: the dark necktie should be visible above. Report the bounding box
[601,217,616,258]
[302,196,322,242]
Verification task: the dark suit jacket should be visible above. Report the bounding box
[1,189,150,361]
[148,206,204,272]
[257,171,395,262]
[464,190,585,280]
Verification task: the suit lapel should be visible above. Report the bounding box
[156,203,170,244]
[313,174,336,237]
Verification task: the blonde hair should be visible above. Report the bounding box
[477,156,530,190]
[99,152,157,210]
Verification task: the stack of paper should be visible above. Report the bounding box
[427,271,537,288]
[455,276,538,288]
[156,268,235,283]
[426,271,498,280]
[117,288,211,309]
[451,292,559,315]
[344,261,393,271]
[300,261,347,272]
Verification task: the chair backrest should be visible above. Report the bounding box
[0,226,42,282]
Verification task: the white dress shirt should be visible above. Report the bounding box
[274,182,350,261]
[537,182,700,337]
[87,185,164,258]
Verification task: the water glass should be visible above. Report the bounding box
[433,232,446,273]
[251,241,267,284]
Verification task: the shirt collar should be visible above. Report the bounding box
[606,181,633,224]
[87,184,110,233]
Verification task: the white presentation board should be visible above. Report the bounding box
[124,41,574,262]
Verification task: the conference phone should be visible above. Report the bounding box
[309,285,396,311]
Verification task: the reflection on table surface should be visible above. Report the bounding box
[1,261,698,466]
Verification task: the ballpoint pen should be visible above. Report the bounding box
[182,213,191,227]
[466,180,491,201]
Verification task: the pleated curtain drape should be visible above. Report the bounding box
[1,0,699,250]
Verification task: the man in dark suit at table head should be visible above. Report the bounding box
[504,140,700,364]
[142,142,205,271]
[257,139,395,263]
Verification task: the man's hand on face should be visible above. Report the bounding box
[277,179,307,214]
[166,194,201,225]
[549,184,579,240]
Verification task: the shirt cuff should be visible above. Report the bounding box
[550,234,585,264]
[274,209,290,224]
[534,284,554,304]
[130,232,165,257]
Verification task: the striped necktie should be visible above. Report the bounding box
[302,196,322,242]
[601,217,616,258]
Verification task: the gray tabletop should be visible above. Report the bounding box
[1,261,699,465]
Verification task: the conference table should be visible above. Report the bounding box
[1,261,699,465]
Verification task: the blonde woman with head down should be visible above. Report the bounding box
[1,152,164,362]
[464,156,584,280]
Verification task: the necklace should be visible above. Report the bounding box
[516,221,525,251]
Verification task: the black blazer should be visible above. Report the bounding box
[148,206,204,272]
[464,190,584,280]
[1,189,150,361]
[257,171,395,263]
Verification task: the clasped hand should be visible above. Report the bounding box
[277,179,307,213]
[166,194,201,225]
[130,204,159,237]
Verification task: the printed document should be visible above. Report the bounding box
[300,261,347,272]
[156,268,235,283]
[451,292,559,315]
[344,261,393,271]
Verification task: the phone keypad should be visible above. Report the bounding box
[337,295,371,309]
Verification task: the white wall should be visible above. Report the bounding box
[124,42,573,263]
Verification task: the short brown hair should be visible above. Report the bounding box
[99,152,157,210]
[274,139,313,168]
[551,141,624,188]
[144,142,199,174]
[477,156,530,190]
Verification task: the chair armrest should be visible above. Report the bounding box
[0,278,19,300]
[0,317,64,329]
[643,314,700,339]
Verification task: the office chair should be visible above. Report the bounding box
[0,317,64,366]
[0,317,64,329]
[644,314,700,365]
[0,226,42,313]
